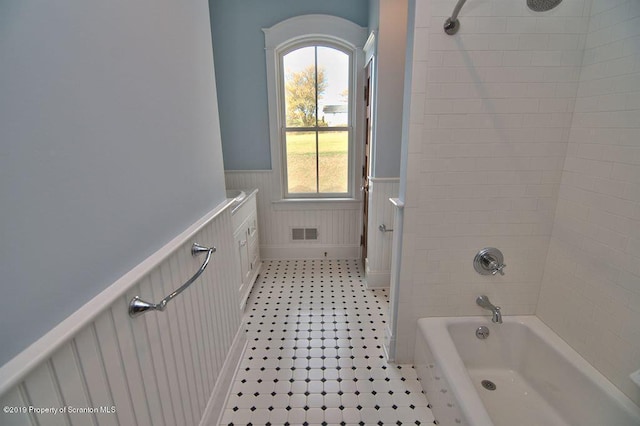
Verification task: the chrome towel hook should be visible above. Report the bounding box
[129,243,216,317]
[379,224,393,233]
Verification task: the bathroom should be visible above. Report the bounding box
[1,0,639,425]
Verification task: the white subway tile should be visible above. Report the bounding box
[426,67,460,83]
[612,163,640,184]
[519,34,551,50]
[488,34,522,51]
[507,17,538,34]
[623,35,640,57]
[561,49,585,66]
[412,61,429,93]
[409,93,426,124]
[530,156,566,171]
[448,98,484,113]
[626,92,640,110]
[564,156,613,178]
[412,28,430,61]
[531,50,564,66]
[414,0,431,27]
[502,51,534,66]
[622,182,640,203]
[591,177,627,198]
[469,17,509,33]
[548,34,582,51]
[539,98,573,112]
[400,1,640,403]
[491,0,529,17]
[543,66,581,82]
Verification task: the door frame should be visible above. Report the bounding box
[361,58,374,266]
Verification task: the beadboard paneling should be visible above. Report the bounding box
[0,203,243,426]
[225,170,362,258]
[365,178,400,288]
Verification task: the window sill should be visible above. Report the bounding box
[272,198,361,211]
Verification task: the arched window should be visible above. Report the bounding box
[264,15,367,200]
[282,44,351,195]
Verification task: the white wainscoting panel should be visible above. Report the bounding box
[0,202,244,426]
[225,170,362,259]
[365,178,400,288]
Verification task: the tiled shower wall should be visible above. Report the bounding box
[537,0,640,405]
[396,0,592,361]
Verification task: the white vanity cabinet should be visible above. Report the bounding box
[230,189,261,310]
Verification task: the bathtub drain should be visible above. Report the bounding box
[481,380,496,391]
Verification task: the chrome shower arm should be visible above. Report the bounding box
[444,0,469,35]
[445,0,564,35]
[450,0,468,22]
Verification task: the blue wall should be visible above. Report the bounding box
[369,0,380,36]
[0,0,226,365]
[210,0,369,170]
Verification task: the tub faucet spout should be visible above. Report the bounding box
[476,295,502,324]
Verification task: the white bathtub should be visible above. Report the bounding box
[414,316,640,426]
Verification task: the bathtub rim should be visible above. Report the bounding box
[416,315,640,426]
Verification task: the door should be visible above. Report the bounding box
[361,60,373,267]
[235,228,250,295]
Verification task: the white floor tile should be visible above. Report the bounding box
[220,259,434,425]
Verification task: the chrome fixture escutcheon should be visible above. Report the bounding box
[443,0,468,35]
[474,247,506,276]
[476,326,490,339]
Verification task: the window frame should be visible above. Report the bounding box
[263,15,368,202]
[279,41,353,198]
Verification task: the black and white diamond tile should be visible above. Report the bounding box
[220,259,434,426]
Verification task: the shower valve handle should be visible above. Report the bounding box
[491,262,506,275]
[474,248,506,276]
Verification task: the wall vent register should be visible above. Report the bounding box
[291,227,318,241]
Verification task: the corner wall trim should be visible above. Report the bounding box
[365,270,391,289]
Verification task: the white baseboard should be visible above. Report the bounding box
[261,245,360,260]
[200,327,248,426]
[364,270,390,289]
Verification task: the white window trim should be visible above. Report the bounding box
[263,15,368,202]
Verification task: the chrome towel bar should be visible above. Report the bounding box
[129,243,216,317]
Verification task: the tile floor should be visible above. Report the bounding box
[219,259,435,426]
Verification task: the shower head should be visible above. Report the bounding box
[527,0,563,12]
[444,0,564,35]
